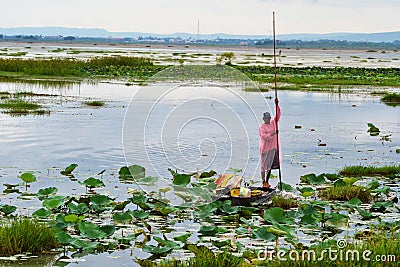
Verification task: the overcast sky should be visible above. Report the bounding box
[2,0,399,35]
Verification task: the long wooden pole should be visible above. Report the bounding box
[273,11,283,191]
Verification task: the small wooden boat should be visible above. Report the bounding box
[213,186,277,206]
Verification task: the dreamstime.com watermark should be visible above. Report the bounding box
[257,239,397,263]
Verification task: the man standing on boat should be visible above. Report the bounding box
[259,98,281,188]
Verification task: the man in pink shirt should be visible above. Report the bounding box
[259,98,281,188]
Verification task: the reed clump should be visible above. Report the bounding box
[0,218,59,256]
[339,165,400,177]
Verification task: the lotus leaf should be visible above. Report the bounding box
[37,187,58,200]
[61,164,78,175]
[32,208,52,218]
[199,225,229,236]
[113,212,132,222]
[173,233,191,242]
[19,172,36,183]
[81,177,105,188]
[68,202,89,215]
[43,196,65,210]
[253,227,276,241]
[0,204,17,215]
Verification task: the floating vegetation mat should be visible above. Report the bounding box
[0,163,398,266]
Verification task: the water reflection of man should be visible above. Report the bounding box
[259,98,280,188]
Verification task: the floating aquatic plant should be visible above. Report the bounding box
[60,163,78,176]
[367,123,380,136]
[19,172,37,191]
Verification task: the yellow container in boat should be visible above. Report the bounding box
[230,188,240,197]
[231,187,251,198]
[251,190,262,197]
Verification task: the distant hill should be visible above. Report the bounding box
[0,26,399,42]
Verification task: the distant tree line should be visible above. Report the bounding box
[255,39,400,50]
[1,34,400,49]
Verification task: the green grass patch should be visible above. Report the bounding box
[139,245,251,267]
[0,91,11,99]
[339,165,400,177]
[319,185,372,202]
[50,48,66,53]
[370,90,388,95]
[85,100,105,107]
[271,196,298,209]
[0,218,59,256]
[0,56,155,77]
[381,93,400,107]
[0,98,49,116]
[263,229,399,266]
[235,66,400,87]
[6,52,28,57]
[0,98,40,110]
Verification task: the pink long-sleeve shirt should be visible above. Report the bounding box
[259,105,281,154]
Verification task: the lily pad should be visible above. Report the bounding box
[80,177,105,189]
[211,239,231,248]
[325,213,348,225]
[356,207,377,220]
[267,226,288,236]
[113,212,133,222]
[68,202,89,215]
[78,222,107,240]
[153,236,181,249]
[19,172,36,183]
[297,187,315,197]
[32,208,52,218]
[300,173,327,185]
[199,170,217,178]
[367,123,380,136]
[173,174,191,187]
[226,167,242,173]
[189,187,213,201]
[90,195,114,206]
[343,197,362,208]
[373,186,390,195]
[154,204,179,216]
[173,233,191,243]
[371,201,393,212]
[99,225,115,237]
[0,205,17,215]
[175,190,193,201]
[43,196,65,210]
[116,234,137,245]
[71,239,99,251]
[142,245,173,256]
[323,173,341,181]
[199,225,229,236]
[56,230,76,245]
[278,182,295,192]
[219,200,241,214]
[119,165,145,178]
[300,214,319,225]
[135,176,158,186]
[61,164,78,175]
[36,187,58,200]
[263,207,294,225]
[194,203,218,219]
[64,214,84,223]
[366,179,380,190]
[253,227,276,241]
[131,210,149,219]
